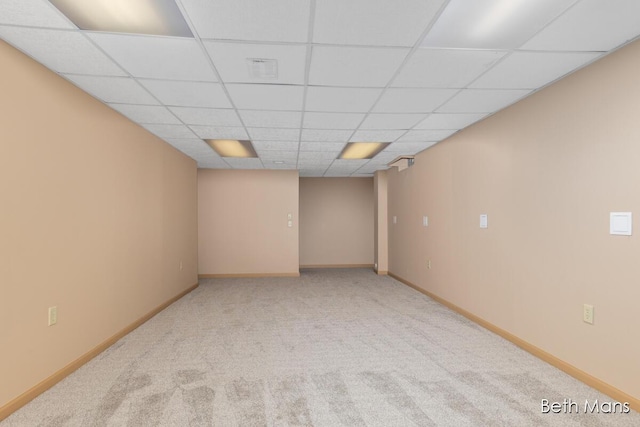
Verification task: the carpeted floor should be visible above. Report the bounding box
[3,269,638,426]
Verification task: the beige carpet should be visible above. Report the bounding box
[3,269,638,426]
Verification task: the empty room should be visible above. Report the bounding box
[1,0,640,425]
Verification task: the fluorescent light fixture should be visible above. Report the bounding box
[422,0,574,49]
[206,140,258,158]
[49,0,193,37]
[339,142,389,160]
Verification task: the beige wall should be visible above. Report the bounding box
[299,178,374,267]
[0,41,198,408]
[374,171,389,273]
[387,39,640,400]
[198,169,299,275]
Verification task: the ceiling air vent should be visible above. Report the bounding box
[247,58,278,80]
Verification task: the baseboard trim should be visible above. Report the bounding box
[0,283,199,422]
[375,270,388,275]
[199,272,300,278]
[299,264,374,269]
[388,272,640,412]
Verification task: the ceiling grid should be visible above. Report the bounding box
[1,0,640,176]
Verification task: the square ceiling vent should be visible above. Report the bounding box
[246,58,278,80]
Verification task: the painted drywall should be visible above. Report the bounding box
[386,39,640,400]
[374,171,389,273]
[299,178,374,267]
[198,169,299,275]
[0,41,198,408]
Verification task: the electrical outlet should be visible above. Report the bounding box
[48,306,57,326]
[583,304,594,324]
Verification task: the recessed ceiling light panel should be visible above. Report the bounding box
[49,0,193,37]
[422,0,576,49]
[339,142,390,160]
[206,139,258,158]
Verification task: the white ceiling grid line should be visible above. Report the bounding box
[1,0,640,176]
[296,0,319,171]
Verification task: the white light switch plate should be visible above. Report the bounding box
[610,212,632,235]
[423,216,428,227]
[480,214,488,229]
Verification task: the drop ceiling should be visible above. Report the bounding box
[1,0,640,177]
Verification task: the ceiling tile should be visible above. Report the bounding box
[143,124,197,139]
[437,89,531,113]
[303,112,365,129]
[0,0,75,28]
[88,34,217,81]
[313,0,446,46]
[323,171,353,177]
[264,162,298,170]
[189,126,249,139]
[523,0,640,51]
[226,84,304,110]
[181,0,310,42]
[139,80,231,108]
[198,159,231,169]
[239,110,302,128]
[0,28,125,76]
[422,0,577,49]
[264,163,299,170]
[385,142,438,153]
[349,130,405,142]
[309,46,409,87]
[169,107,242,126]
[166,139,230,166]
[368,152,403,163]
[224,158,264,169]
[357,164,389,173]
[471,51,600,89]
[298,157,337,164]
[301,129,353,142]
[258,150,299,160]
[359,113,426,129]
[300,169,330,174]
[305,87,382,113]
[299,142,345,152]
[204,41,306,85]
[298,151,339,160]
[108,104,180,124]
[397,129,456,142]
[248,128,300,141]
[164,139,215,159]
[252,141,299,151]
[299,166,332,174]
[393,48,506,88]
[64,75,158,104]
[373,88,457,113]
[414,113,487,129]
[328,159,370,168]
